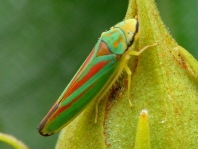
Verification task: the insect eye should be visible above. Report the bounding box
[127,32,133,38]
[126,31,135,46]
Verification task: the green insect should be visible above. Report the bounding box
[38,18,156,136]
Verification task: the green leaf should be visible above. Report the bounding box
[56,0,198,148]
[135,110,151,149]
[0,133,28,149]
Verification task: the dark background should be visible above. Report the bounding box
[0,0,197,148]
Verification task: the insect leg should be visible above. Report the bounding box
[123,42,157,107]
[128,43,157,56]
[124,65,133,107]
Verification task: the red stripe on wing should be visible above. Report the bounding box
[62,60,109,99]
[51,83,94,120]
[58,49,95,102]
[71,48,96,84]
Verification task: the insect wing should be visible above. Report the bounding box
[38,40,119,136]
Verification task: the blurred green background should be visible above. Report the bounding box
[0,0,197,148]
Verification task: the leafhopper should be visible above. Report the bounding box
[38,19,156,136]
